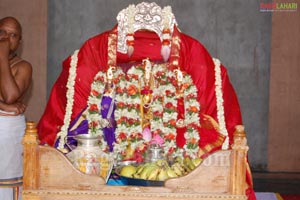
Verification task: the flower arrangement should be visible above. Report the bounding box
[114,64,144,159]
[57,51,229,161]
[182,75,201,158]
[84,61,201,161]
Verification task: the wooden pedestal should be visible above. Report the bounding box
[22,122,249,200]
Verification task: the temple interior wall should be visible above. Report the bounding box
[0,0,299,172]
[268,0,300,172]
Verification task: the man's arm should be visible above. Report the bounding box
[0,38,32,104]
[0,100,26,115]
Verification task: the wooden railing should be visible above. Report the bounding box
[22,121,248,200]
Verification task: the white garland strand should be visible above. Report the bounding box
[161,70,179,156]
[86,71,107,150]
[57,50,79,150]
[213,58,229,150]
[113,71,130,157]
[151,65,168,138]
[183,74,200,158]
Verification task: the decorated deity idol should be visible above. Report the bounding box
[37,2,255,199]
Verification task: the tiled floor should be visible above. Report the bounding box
[253,172,300,195]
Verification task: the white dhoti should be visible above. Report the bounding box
[0,114,25,200]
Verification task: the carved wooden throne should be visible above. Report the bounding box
[22,121,249,200]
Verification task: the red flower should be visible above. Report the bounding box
[96,76,104,82]
[136,133,143,139]
[190,138,197,144]
[156,71,165,77]
[133,151,143,163]
[127,85,138,96]
[165,90,175,97]
[165,133,175,140]
[113,78,119,84]
[89,104,99,112]
[127,118,135,125]
[91,89,100,97]
[188,106,199,113]
[186,93,196,99]
[182,83,190,90]
[141,86,153,95]
[131,74,139,80]
[153,111,163,117]
[116,86,123,93]
[171,79,177,86]
[117,116,127,124]
[117,102,126,108]
[128,104,139,110]
[118,132,127,140]
[134,104,140,110]
[169,119,177,126]
[89,121,98,128]
[165,102,174,109]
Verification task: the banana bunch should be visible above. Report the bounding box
[119,157,202,181]
[170,157,202,176]
[131,159,176,181]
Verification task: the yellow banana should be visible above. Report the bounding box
[192,158,202,167]
[147,167,160,180]
[174,162,185,173]
[185,158,196,171]
[133,173,141,179]
[136,164,146,174]
[140,166,156,179]
[175,156,183,164]
[157,168,169,181]
[156,159,168,167]
[166,168,177,178]
[172,165,183,176]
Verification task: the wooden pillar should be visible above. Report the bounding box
[22,122,40,190]
[230,125,249,195]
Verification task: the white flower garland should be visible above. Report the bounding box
[113,72,131,157]
[56,50,79,150]
[182,74,201,158]
[213,58,229,150]
[153,67,179,156]
[86,70,107,150]
[115,66,144,155]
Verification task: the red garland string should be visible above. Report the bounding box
[176,96,186,148]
